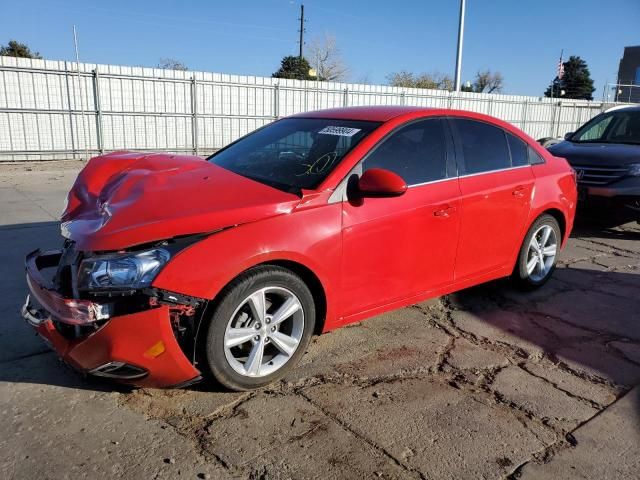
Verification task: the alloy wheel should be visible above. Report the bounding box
[223,286,304,378]
[526,224,558,282]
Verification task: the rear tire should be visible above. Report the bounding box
[202,266,315,391]
[512,214,561,290]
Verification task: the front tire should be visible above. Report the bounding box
[512,214,561,290]
[203,266,315,391]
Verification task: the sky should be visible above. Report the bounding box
[2,0,639,98]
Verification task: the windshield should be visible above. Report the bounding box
[571,110,640,145]
[208,118,380,193]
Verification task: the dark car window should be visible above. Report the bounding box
[571,110,640,145]
[453,119,511,174]
[506,133,529,167]
[363,119,448,185]
[528,146,545,165]
[209,118,381,192]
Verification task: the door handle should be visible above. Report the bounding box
[512,186,525,197]
[433,204,456,217]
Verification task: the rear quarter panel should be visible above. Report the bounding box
[529,153,577,246]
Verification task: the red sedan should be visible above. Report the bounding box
[23,106,577,390]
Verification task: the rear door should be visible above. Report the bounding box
[339,118,460,318]
[449,118,534,280]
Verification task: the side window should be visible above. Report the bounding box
[363,119,448,185]
[506,133,529,167]
[528,146,545,165]
[453,119,511,174]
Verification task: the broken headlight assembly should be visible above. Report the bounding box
[77,248,171,291]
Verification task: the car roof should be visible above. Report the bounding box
[290,106,436,122]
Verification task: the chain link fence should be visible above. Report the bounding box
[0,56,631,162]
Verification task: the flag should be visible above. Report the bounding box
[558,60,565,79]
[557,50,564,79]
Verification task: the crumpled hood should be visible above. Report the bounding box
[61,151,301,251]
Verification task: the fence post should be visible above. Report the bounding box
[554,101,562,137]
[274,83,280,119]
[343,87,349,107]
[521,100,529,132]
[191,76,198,155]
[400,91,406,106]
[93,68,104,154]
[303,82,308,111]
[549,100,556,138]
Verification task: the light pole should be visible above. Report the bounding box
[454,0,466,92]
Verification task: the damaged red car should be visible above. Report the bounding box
[23,106,577,391]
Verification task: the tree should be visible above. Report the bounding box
[157,58,188,71]
[387,71,453,90]
[307,34,348,82]
[461,69,504,93]
[272,55,315,81]
[544,55,595,100]
[0,40,42,59]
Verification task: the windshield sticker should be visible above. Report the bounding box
[318,126,361,137]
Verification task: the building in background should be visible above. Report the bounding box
[616,46,640,103]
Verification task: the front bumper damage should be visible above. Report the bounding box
[23,249,202,388]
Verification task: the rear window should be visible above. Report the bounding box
[506,133,529,167]
[452,119,511,174]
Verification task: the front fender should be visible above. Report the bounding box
[152,203,342,325]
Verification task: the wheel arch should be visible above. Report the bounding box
[193,259,329,361]
[541,207,567,241]
[510,207,568,275]
[259,260,328,335]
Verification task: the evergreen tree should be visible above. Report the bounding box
[272,56,315,81]
[544,56,595,100]
[0,40,42,59]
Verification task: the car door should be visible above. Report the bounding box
[449,118,535,280]
[339,118,461,318]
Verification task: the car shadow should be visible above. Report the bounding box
[447,270,640,387]
[573,209,639,234]
[572,222,640,242]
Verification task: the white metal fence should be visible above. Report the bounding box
[0,56,627,162]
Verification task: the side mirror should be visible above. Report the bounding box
[356,168,407,198]
[564,132,574,141]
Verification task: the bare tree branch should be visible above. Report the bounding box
[473,70,504,93]
[387,71,453,90]
[157,58,188,71]
[307,34,349,82]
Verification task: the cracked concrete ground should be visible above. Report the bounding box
[1,161,639,479]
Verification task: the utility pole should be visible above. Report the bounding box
[73,25,89,161]
[453,0,466,92]
[298,4,305,59]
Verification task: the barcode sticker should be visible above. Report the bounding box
[318,126,361,137]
